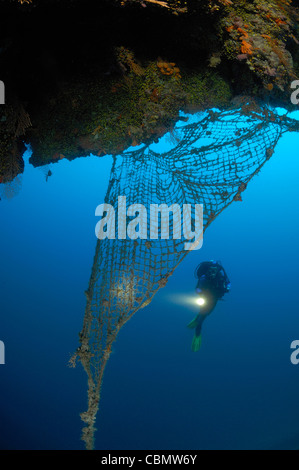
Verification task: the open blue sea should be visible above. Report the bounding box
[1,109,299,450]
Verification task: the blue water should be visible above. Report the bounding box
[1,110,299,450]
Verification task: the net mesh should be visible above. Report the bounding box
[74,104,299,449]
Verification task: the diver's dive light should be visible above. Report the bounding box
[196,297,206,307]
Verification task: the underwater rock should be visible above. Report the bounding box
[0,0,298,177]
[0,97,27,183]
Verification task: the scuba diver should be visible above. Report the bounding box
[188,261,231,352]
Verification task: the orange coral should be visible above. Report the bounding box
[150,88,160,102]
[237,28,249,39]
[275,18,287,25]
[157,61,181,79]
[111,84,123,93]
[92,124,102,138]
[226,25,254,56]
[241,41,253,55]
[218,0,233,5]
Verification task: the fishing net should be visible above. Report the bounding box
[73,103,299,449]
[0,174,23,200]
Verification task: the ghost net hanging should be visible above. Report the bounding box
[72,103,299,449]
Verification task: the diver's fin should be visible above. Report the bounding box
[187,316,199,329]
[191,334,202,352]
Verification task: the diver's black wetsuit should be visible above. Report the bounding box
[188,261,230,351]
[195,261,230,300]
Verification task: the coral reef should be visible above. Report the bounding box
[217,0,299,91]
[0,0,298,180]
[0,98,27,183]
[27,49,232,165]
